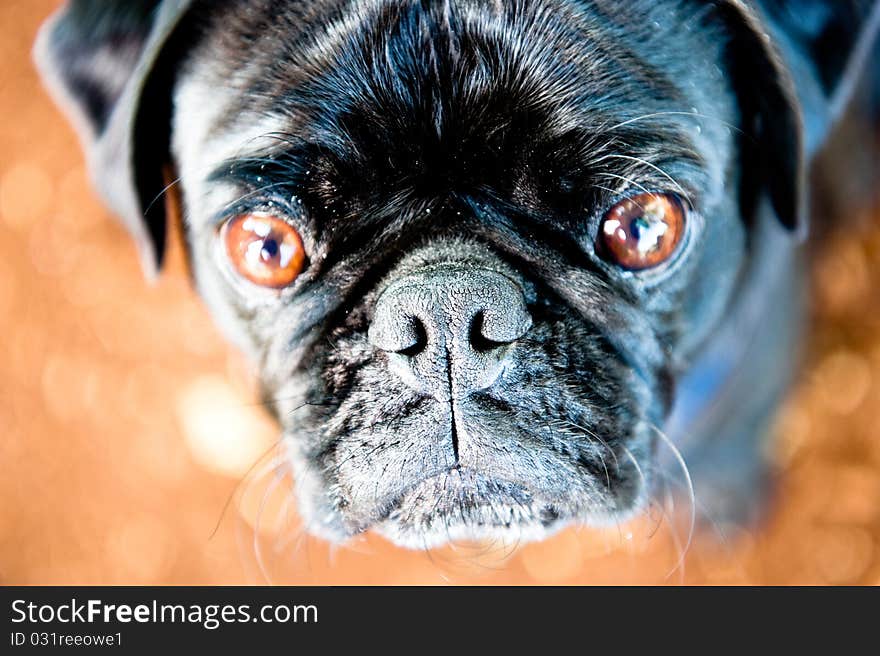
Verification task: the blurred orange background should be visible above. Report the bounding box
[2,0,879,585]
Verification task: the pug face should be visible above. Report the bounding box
[39,0,817,549]
[168,0,758,547]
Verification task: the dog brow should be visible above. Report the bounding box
[208,146,309,189]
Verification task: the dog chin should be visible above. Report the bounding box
[371,466,648,550]
[308,450,647,550]
[285,392,656,549]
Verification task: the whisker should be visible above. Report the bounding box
[271,488,307,555]
[604,154,693,202]
[601,110,744,135]
[616,440,689,581]
[593,184,626,198]
[252,466,289,585]
[208,441,285,541]
[218,180,292,215]
[595,172,652,197]
[658,479,687,584]
[648,422,696,578]
[556,418,621,470]
[144,175,183,217]
[652,468,746,578]
[615,441,669,557]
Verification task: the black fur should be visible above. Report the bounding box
[35,0,878,547]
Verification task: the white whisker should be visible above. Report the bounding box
[253,466,288,585]
[604,154,692,202]
[648,422,696,578]
[602,110,744,135]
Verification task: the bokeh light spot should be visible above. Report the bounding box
[176,375,278,478]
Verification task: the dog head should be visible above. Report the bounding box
[35,0,869,547]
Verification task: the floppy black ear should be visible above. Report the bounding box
[716,0,880,236]
[34,0,194,277]
[715,0,807,235]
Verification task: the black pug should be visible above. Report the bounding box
[35,0,879,549]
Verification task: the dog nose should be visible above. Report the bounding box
[368,268,531,399]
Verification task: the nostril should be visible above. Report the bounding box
[370,268,530,395]
[395,315,428,357]
[470,296,532,349]
[368,289,432,354]
[469,310,512,353]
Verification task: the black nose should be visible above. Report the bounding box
[368,268,531,399]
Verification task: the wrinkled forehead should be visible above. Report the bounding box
[173,0,735,218]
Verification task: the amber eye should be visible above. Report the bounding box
[599,192,686,271]
[222,213,306,288]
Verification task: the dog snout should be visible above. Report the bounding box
[368,268,531,399]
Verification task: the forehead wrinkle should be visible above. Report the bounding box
[178,0,732,238]
[263,2,630,135]
[188,0,714,168]
[297,0,387,75]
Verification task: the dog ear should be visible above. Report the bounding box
[716,0,807,235]
[758,0,880,129]
[718,0,880,236]
[34,0,194,277]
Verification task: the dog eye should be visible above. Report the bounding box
[222,214,306,288]
[598,192,685,270]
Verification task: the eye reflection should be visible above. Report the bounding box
[222,213,305,288]
[599,193,685,271]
